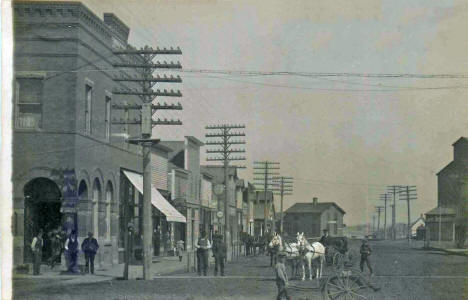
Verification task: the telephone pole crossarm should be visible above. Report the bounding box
[205,124,247,251]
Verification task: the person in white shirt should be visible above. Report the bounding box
[195,231,212,276]
[31,231,43,275]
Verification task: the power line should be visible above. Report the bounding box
[177,69,468,79]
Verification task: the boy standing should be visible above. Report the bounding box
[275,252,291,300]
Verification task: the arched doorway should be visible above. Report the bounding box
[24,177,62,263]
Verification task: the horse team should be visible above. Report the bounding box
[268,232,326,281]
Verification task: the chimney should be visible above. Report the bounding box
[313,197,318,205]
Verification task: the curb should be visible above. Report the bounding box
[424,247,468,257]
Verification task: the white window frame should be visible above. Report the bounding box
[85,78,94,135]
[15,72,46,130]
[105,91,112,141]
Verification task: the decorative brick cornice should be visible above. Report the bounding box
[14,1,113,41]
[104,13,129,43]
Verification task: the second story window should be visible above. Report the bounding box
[85,84,92,135]
[15,78,43,129]
[105,96,111,141]
[124,108,129,149]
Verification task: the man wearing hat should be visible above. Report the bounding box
[81,232,99,274]
[360,239,373,276]
[275,252,291,300]
[212,231,227,276]
[195,231,211,276]
[319,229,329,246]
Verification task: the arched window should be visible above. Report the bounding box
[105,181,113,241]
[92,178,101,238]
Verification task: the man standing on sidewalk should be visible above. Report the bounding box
[81,232,99,274]
[195,231,211,276]
[65,230,79,274]
[31,230,43,275]
[212,231,227,276]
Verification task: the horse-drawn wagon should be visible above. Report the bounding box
[274,233,379,299]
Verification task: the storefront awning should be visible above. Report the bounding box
[123,170,186,223]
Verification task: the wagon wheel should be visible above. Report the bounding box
[332,252,344,268]
[322,269,371,300]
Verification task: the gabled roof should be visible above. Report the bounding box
[410,215,425,228]
[436,160,467,176]
[425,206,456,216]
[452,137,468,146]
[285,202,346,215]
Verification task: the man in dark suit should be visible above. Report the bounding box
[81,232,99,274]
[212,231,227,276]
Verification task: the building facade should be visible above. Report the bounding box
[426,137,468,244]
[12,1,146,267]
[200,165,241,258]
[252,191,275,237]
[283,198,345,238]
[162,136,206,251]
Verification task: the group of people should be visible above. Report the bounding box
[30,229,99,275]
[194,230,227,276]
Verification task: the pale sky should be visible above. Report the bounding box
[34,0,468,226]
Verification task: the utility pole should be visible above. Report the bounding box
[112,46,183,280]
[205,124,246,247]
[399,186,417,242]
[372,214,376,233]
[379,194,390,239]
[253,161,280,235]
[273,176,293,235]
[387,185,402,240]
[375,206,384,236]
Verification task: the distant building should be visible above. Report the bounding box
[410,214,426,237]
[161,136,206,252]
[283,198,345,238]
[243,183,256,235]
[252,191,276,236]
[200,165,241,249]
[425,137,468,243]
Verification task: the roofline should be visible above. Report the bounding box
[201,171,214,179]
[285,202,346,214]
[452,137,468,146]
[151,143,172,153]
[172,168,190,175]
[185,136,204,146]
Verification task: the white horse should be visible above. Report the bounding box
[268,233,283,266]
[283,241,302,278]
[297,232,325,281]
